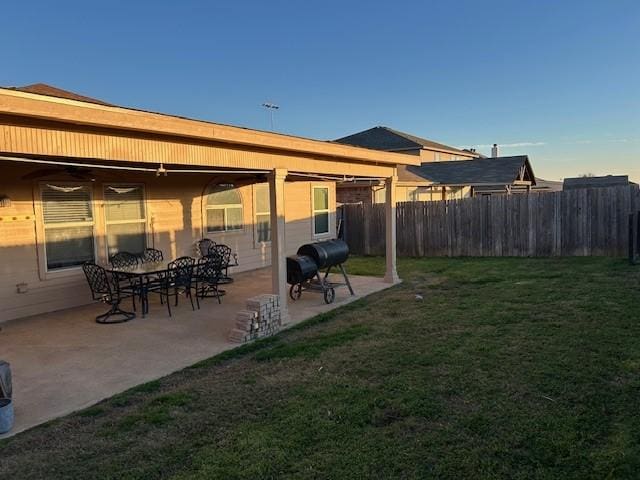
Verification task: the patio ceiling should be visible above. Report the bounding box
[0,154,370,184]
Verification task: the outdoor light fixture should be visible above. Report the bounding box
[156,163,168,177]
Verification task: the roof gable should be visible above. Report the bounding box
[335,126,473,156]
[3,83,112,106]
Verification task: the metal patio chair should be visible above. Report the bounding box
[82,262,135,324]
[110,251,140,269]
[209,244,237,284]
[109,251,141,311]
[147,256,197,317]
[194,253,224,305]
[140,248,163,263]
[196,238,215,258]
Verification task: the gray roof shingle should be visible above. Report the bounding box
[4,83,113,106]
[398,155,535,186]
[335,126,473,156]
[563,175,632,189]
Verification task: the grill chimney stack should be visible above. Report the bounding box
[491,143,499,157]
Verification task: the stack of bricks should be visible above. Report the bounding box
[228,294,282,343]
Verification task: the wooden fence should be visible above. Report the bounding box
[341,185,640,257]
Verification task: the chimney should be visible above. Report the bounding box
[491,143,499,157]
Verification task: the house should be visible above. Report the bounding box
[344,155,536,203]
[335,126,485,204]
[563,175,635,190]
[335,126,478,162]
[532,178,563,193]
[0,84,418,323]
[394,155,536,200]
[334,127,537,204]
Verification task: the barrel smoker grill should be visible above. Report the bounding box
[286,239,354,304]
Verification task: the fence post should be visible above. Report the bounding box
[631,211,640,265]
[363,203,371,255]
[637,211,640,264]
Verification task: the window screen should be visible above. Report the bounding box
[104,185,146,256]
[312,186,330,236]
[206,184,243,233]
[41,184,95,270]
[255,183,271,243]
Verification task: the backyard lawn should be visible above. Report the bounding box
[1,257,639,479]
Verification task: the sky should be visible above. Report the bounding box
[1,0,638,182]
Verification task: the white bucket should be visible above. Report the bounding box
[0,398,14,434]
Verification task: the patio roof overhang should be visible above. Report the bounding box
[0,88,419,179]
[0,86,404,323]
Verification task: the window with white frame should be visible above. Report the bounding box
[206,184,243,233]
[104,184,147,257]
[254,183,271,243]
[312,186,330,236]
[41,183,95,270]
[373,186,386,204]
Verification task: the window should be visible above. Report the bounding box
[434,152,441,161]
[373,187,386,204]
[41,183,95,270]
[104,184,147,257]
[254,183,271,243]
[206,184,243,233]
[312,186,330,236]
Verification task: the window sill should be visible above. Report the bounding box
[206,229,246,237]
[41,265,85,281]
[313,232,332,240]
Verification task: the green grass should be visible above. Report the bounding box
[1,256,640,479]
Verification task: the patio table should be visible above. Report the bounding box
[104,261,171,316]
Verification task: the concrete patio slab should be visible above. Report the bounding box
[0,268,396,437]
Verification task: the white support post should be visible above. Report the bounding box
[269,168,290,323]
[384,174,400,283]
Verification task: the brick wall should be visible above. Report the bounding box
[337,186,372,205]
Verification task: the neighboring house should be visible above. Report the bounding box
[0,84,416,323]
[335,126,478,162]
[335,126,480,204]
[334,126,536,204]
[359,156,536,203]
[563,175,635,190]
[532,178,563,193]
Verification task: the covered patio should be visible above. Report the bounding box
[0,86,418,436]
[0,268,394,436]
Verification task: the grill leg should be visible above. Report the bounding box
[322,265,332,281]
[316,271,327,291]
[338,264,355,295]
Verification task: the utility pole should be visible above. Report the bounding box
[261,102,279,130]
